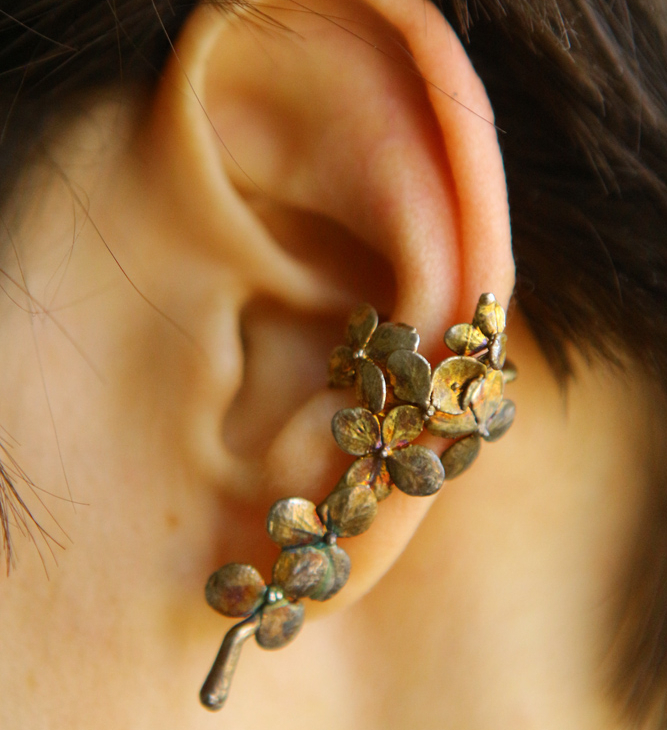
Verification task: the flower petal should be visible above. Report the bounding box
[205,563,266,618]
[267,497,325,547]
[431,356,486,415]
[441,433,481,480]
[461,375,484,411]
[356,358,386,414]
[426,409,477,438]
[382,404,424,450]
[309,544,351,602]
[472,293,506,337]
[337,455,393,501]
[487,333,507,370]
[331,407,381,455]
[484,399,516,442]
[386,444,445,496]
[386,350,432,407]
[444,323,487,357]
[365,322,419,363]
[273,546,328,599]
[256,599,305,649]
[347,303,378,351]
[470,369,505,435]
[328,345,355,388]
[318,486,378,538]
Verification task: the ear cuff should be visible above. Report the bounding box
[200,293,517,710]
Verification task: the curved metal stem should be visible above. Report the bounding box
[200,613,261,711]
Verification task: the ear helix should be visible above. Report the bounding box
[199,293,517,711]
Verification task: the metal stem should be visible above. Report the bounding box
[200,613,261,711]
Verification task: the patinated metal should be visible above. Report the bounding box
[267,497,325,547]
[318,485,378,537]
[441,432,482,480]
[200,293,517,710]
[205,563,266,618]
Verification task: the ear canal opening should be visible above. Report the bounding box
[222,297,348,460]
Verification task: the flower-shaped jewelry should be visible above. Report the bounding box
[200,294,517,711]
[331,404,445,498]
[387,351,486,437]
[387,352,515,442]
[266,493,375,601]
[200,563,305,709]
[437,369,516,479]
[204,563,304,647]
[328,303,419,413]
[444,292,507,370]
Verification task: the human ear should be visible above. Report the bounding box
[139,0,514,611]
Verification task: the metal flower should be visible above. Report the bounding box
[201,294,518,712]
[202,564,305,710]
[387,351,486,437]
[204,563,305,649]
[444,293,507,369]
[387,349,515,478]
[436,369,515,480]
[331,404,444,499]
[328,303,419,413]
[265,495,376,601]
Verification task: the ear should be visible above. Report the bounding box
[140,0,514,611]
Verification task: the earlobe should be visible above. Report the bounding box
[139,0,514,612]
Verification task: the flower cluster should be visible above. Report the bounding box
[200,294,516,710]
[331,294,516,485]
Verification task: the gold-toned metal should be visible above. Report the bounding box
[382,404,424,450]
[327,345,356,388]
[472,293,506,336]
[267,498,325,547]
[329,305,418,392]
[443,323,488,357]
[201,293,517,710]
[485,399,516,442]
[200,613,261,711]
[308,543,351,601]
[469,369,505,438]
[364,322,419,363]
[273,542,351,602]
[347,302,378,351]
[441,433,482,480]
[426,410,477,438]
[431,357,487,415]
[205,564,267,618]
[386,444,445,497]
[336,455,393,501]
[356,358,386,414]
[386,350,432,408]
[331,407,381,456]
[256,598,305,649]
[461,374,485,411]
[318,485,378,537]
[444,293,507,371]
[273,546,329,599]
[488,332,507,370]
[330,404,437,498]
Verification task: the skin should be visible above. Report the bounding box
[0,0,653,727]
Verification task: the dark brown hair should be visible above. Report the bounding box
[1,0,667,723]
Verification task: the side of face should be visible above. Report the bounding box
[0,1,650,727]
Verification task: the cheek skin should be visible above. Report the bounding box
[0,112,248,728]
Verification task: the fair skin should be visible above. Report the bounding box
[0,0,652,727]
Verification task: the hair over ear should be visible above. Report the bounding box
[138,0,515,610]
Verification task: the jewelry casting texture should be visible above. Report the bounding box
[200,293,517,710]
